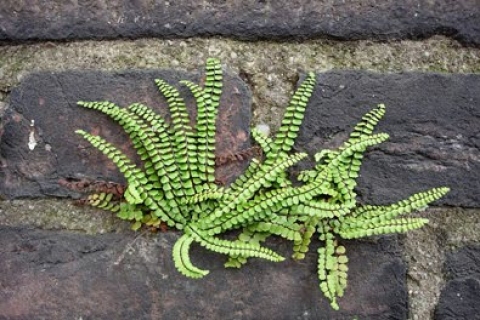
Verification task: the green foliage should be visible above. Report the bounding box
[73,58,449,310]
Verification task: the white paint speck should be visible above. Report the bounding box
[28,120,37,150]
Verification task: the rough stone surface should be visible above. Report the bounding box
[435,245,480,320]
[3,70,480,207]
[0,1,479,46]
[296,71,480,207]
[0,226,407,319]
[1,65,479,320]
[0,68,251,199]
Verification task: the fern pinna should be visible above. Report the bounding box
[72,58,449,310]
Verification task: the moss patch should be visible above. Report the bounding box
[1,37,479,131]
[0,199,129,234]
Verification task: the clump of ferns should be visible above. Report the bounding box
[72,58,449,310]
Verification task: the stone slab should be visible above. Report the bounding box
[0,226,407,319]
[2,70,480,207]
[435,245,480,320]
[0,68,251,199]
[296,71,480,207]
[0,1,479,46]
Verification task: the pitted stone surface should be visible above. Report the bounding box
[0,68,251,199]
[1,68,477,319]
[296,71,480,207]
[0,226,407,319]
[2,71,479,206]
[0,1,479,46]
[435,245,480,320]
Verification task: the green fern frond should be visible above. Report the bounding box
[179,80,204,106]
[290,200,350,219]
[333,133,389,164]
[84,192,120,212]
[203,58,223,103]
[271,72,316,159]
[227,158,262,193]
[116,203,143,220]
[297,169,319,183]
[314,149,340,165]
[224,229,270,268]
[336,187,449,239]
[327,105,387,201]
[350,187,449,221]
[251,127,273,155]
[78,101,169,190]
[247,216,302,241]
[292,217,318,260]
[199,153,309,233]
[75,130,141,186]
[196,58,223,185]
[153,80,199,200]
[251,128,292,188]
[348,104,386,141]
[317,222,348,311]
[75,130,188,227]
[230,152,308,201]
[154,78,193,132]
[179,79,206,189]
[186,225,285,262]
[182,187,233,205]
[224,255,249,268]
[173,234,210,278]
[73,59,451,311]
[124,99,198,223]
[338,217,429,239]
[77,101,151,166]
[126,102,190,197]
[325,133,390,204]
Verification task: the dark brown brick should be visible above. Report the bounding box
[0,1,479,46]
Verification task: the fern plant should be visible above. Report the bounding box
[70,58,449,310]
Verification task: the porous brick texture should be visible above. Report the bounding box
[0,69,251,198]
[0,227,407,319]
[0,0,479,46]
[435,245,480,320]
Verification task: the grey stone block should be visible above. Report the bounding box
[2,70,479,207]
[0,226,407,319]
[0,1,479,46]
[0,68,251,198]
[296,71,480,207]
[435,245,480,320]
